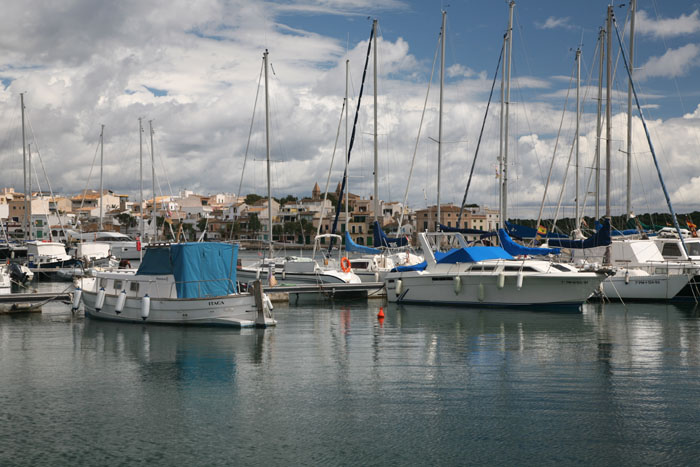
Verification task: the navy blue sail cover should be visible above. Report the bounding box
[345,231,381,254]
[497,229,561,256]
[548,219,612,249]
[373,221,409,247]
[137,242,238,298]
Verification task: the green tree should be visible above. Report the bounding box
[196,218,208,232]
[248,214,261,236]
[116,213,137,228]
[245,194,263,205]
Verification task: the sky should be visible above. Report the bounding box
[1,0,700,220]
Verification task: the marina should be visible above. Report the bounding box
[2,284,700,464]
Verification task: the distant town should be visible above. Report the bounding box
[0,183,500,247]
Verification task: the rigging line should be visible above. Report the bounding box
[328,23,374,253]
[397,26,441,229]
[234,58,264,236]
[613,13,689,255]
[312,99,346,260]
[25,116,69,241]
[532,57,576,241]
[456,40,503,226]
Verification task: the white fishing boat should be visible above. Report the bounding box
[26,241,82,279]
[75,242,275,327]
[385,231,607,309]
[68,230,142,260]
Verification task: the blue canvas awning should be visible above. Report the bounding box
[137,243,238,298]
[436,246,513,264]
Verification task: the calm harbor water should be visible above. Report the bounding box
[2,283,700,465]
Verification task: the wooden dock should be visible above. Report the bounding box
[0,292,72,304]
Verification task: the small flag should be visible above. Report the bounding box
[537,225,547,235]
[687,220,697,230]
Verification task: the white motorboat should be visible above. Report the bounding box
[652,234,700,301]
[68,231,142,260]
[385,231,607,309]
[26,241,82,279]
[75,242,276,327]
[237,234,361,286]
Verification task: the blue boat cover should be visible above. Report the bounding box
[505,221,568,239]
[345,231,381,254]
[392,261,427,272]
[548,219,612,249]
[436,246,513,264]
[595,220,640,237]
[136,243,238,298]
[373,221,408,247]
[497,229,561,256]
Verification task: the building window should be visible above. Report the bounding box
[423,221,428,230]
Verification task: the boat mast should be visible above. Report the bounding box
[373,19,379,225]
[264,50,273,257]
[604,6,613,264]
[502,1,515,226]
[437,11,446,231]
[345,58,350,235]
[139,117,144,260]
[498,33,506,230]
[27,143,32,240]
[99,124,104,232]
[575,47,581,227]
[150,120,157,241]
[20,93,28,242]
[595,27,604,221]
[626,0,636,220]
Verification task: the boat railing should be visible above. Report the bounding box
[168,278,238,299]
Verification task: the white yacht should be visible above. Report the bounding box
[652,233,700,301]
[75,242,275,327]
[385,231,607,309]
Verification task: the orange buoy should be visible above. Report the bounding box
[377,307,384,318]
[340,256,352,273]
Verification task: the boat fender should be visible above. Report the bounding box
[625,271,630,284]
[115,290,127,314]
[95,287,106,311]
[477,283,485,302]
[71,287,82,312]
[282,269,286,280]
[396,279,403,296]
[141,294,150,320]
[453,276,462,294]
[516,272,524,290]
[497,273,505,289]
[264,294,274,311]
[374,272,379,282]
[256,268,260,280]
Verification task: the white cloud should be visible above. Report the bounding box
[535,16,572,30]
[636,43,700,80]
[636,9,700,38]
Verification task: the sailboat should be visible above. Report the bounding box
[386,7,608,309]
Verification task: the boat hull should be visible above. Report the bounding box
[601,273,690,301]
[385,272,603,310]
[81,289,272,327]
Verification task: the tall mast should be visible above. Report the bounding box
[150,120,157,240]
[595,27,604,220]
[372,19,379,224]
[437,11,446,231]
[99,124,104,231]
[27,143,32,240]
[503,1,515,224]
[139,117,144,259]
[264,50,273,257]
[605,6,613,264]
[498,33,506,230]
[626,0,636,220]
[20,93,28,242]
[345,58,350,235]
[575,48,581,226]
